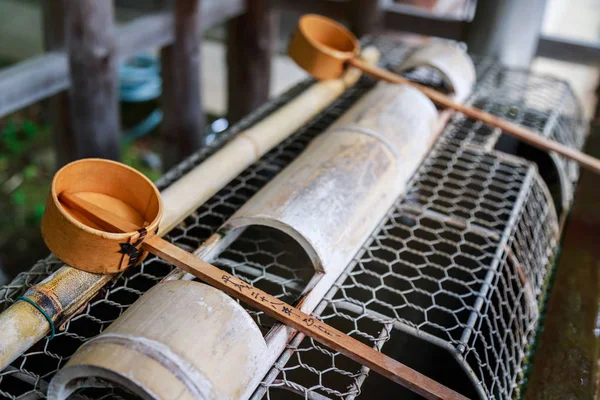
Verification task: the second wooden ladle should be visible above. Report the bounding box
[288,14,600,175]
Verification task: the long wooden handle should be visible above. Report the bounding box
[60,192,469,400]
[348,57,600,175]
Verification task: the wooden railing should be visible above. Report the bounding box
[0,0,264,168]
[1,0,595,170]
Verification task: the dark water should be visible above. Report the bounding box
[525,125,600,399]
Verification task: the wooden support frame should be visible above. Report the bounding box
[0,1,246,119]
[382,2,471,41]
[350,0,383,37]
[65,0,120,160]
[226,0,276,123]
[270,0,349,20]
[42,0,74,168]
[161,0,206,169]
[536,34,600,66]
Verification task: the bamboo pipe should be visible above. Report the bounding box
[158,45,381,235]
[60,191,469,400]
[289,14,600,175]
[0,46,380,372]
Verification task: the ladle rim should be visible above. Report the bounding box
[51,158,162,240]
[298,14,360,60]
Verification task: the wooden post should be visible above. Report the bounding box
[42,0,75,168]
[160,0,205,169]
[350,0,382,38]
[65,0,120,160]
[226,0,276,123]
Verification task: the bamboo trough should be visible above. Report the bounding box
[0,46,380,371]
[45,44,478,399]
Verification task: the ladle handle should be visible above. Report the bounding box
[348,57,600,175]
[148,236,469,400]
[60,191,470,400]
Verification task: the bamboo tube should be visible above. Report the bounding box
[0,47,380,372]
[156,43,474,396]
[49,280,268,400]
[224,83,440,275]
[396,43,476,103]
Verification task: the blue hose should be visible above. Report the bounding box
[119,54,163,142]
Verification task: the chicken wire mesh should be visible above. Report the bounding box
[0,35,586,400]
[255,126,558,400]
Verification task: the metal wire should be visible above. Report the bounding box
[0,36,586,400]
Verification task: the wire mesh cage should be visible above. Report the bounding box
[0,35,587,400]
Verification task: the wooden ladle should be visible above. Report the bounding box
[289,14,600,175]
[45,159,468,400]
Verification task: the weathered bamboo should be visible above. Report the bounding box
[224,83,439,275]
[49,280,267,400]
[156,85,461,398]
[0,47,380,372]
[396,43,476,103]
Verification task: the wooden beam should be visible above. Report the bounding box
[270,0,349,20]
[0,53,68,119]
[536,35,600,66]
[42,0,74,168]
[117,0,246,56]
[65,0,120,160]
[0,0,246,119]
[350,0,383,38]
[160,0,205,169]
[226,0,276,123]
[383,2,469,41]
